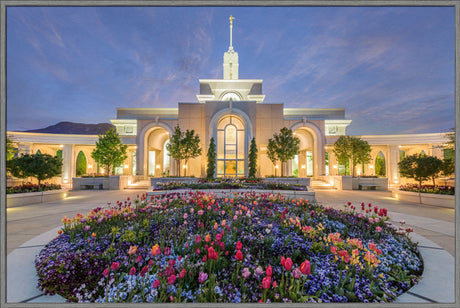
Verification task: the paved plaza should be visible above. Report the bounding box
[5,187,457,304]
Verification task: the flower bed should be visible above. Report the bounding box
[6,182,61,194]
[35,193,422,303]
[153,178,308,191]
[399,184,454,195]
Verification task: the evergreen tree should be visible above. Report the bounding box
[248,137,258,178]
[91,129,127,175]
[206,137,217,179]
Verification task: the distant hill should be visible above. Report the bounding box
[25,121,115,135]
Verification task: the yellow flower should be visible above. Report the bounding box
[91,232,96,238]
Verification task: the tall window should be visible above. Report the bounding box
[216,116,245,177]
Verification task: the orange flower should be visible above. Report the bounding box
[128,245,138,255]
[205,234,211,243]
[91,232,96,238]
[151,244,161,256]
[57,230,63,235]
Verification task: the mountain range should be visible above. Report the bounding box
[25,121,115,135]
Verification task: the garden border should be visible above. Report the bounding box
[391,189,455,208]
[6,189,70,208]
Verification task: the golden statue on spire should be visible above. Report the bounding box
[229,15,234,26]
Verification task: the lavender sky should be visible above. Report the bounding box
[6,6,455,135]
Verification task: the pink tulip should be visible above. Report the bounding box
[262,276,271,289]
[152,279,160,288]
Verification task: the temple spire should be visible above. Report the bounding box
[229,15,234,51]
[223,15,238,79]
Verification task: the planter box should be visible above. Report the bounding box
[263,177,311,187]
[320,176,388,191]
[151,177,200,186]
[392,189,455,208]
[6,189,69,208]
[72,175,131,190]
[147,188,316,203]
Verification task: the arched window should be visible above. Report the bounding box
[76,151,87,176]
[221,92,241,101]
[216,115,245,177]
[375,151,386,177]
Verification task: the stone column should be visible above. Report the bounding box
[62,144,75,187]
[389,145,400,186]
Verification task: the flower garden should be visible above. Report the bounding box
[153,178,307,191]
[6,183,61,194]
[35,192,422,303]
[399,184,454,195]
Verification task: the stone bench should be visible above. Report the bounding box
[359,183,378,190]
[80,184,103,190]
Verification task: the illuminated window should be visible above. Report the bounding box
[216,115,245,177]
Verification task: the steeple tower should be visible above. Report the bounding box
[223,15,239,80]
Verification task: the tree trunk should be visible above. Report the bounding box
[184,159,188,177]
[418,179,422,204]
[281,161,284,178]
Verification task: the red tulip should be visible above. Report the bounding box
[179,269,186,279]
[168,274,177,285]
[262,276,271,289]
[266,265,272,277]
[208,247,218,260]
[140,265,149,277]
[284,257,293,271]
[300,259,311,276]
[129,267,136,275]
[103,268,109,277]
[236,241,243,250]
[110,262,120,271]
[235,250,243,261]
[280,256,286,267]
[152,279,160,288]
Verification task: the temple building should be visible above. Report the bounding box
[7,16,451,189]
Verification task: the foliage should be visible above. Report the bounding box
[206,138,217,179]
[6,182,62,194]
[152,179,308,191]
[398,154,444,199]
[166,126,183,176]
[375,152,386,177]
[267,128,300,177]
[441,158,455,177]
[248,138,258,178]
[6,137,17,160]
[399,184,454,195]
[36,193,422,303]
[333,136,372,177]
[181,129,202,177]
[166,126,202,177]
[8,153,63,185]
[91,129,127,176]
[76,151,87,177]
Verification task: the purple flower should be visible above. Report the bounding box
[198,271,208,284]
[242,267,251,279]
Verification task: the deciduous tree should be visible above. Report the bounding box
[8,153,62,185]
[267,127,300,177]
[91,129,127,175]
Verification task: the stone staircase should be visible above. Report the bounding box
[125,180,151,190]
[310,179,335,190]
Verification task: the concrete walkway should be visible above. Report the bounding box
[5,189,457,304]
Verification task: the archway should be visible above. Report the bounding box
[146,128,170,177]
[291,122,324,179]
[375,151,386,176]
[136,122,173,177]
[75,151,87,176]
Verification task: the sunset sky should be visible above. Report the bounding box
[6,6,455,135]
